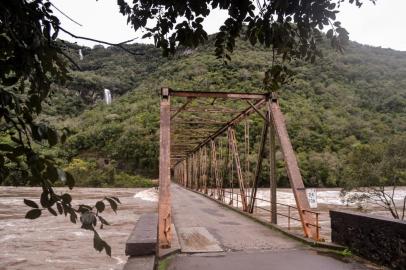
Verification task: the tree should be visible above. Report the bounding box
[117,0,375,90]
[341,136,406,220]
[0,0,119,255]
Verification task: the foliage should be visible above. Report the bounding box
[56,37,406,190]
[341,136,406,219]
[117,0,375,90]
[64,158,156,188]
[0,0,125,255]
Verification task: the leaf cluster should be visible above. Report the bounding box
[24,193,121,256]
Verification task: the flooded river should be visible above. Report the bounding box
[227,187,406,240]
[0,187,157,270]
[1,186,405,269]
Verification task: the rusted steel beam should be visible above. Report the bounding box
[244,120,250,190]
[269,100,277,224]
[246,100,269,123]
[171,144,198,147]
[170,89,268,100]
[179,98,268,162]
[269,97,316,240]
[248,118,269,213]
[228,128,248,212]
[172,121,225,125]
[188,115,228,123]
[171,97,194,120]
[158,87,172,249]
[202,146,208,194]
[171,108,240,113]
[183,160,187,186]
[171,128,218,132]
[210,140,221,200]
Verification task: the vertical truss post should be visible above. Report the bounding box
[186,157,189,187]
[228,127,248,211]
[269,94,316,240]
[244,121,250,192]
[158,87,171,248]
[248,116,269,213]
[210,140,221,200]
[196,152,200,190]
[269,101,277,224]
[202,146,208,194]
[197,148,203,191]
[193,153,197,190]
[189,156,192,189]
[183,160,187,186]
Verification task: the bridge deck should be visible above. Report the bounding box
[168,185,374,270]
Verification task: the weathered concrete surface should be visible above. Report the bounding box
[331,210,406,270]
[167,250,373,270]
[171,185,301,251]
[123,256,155,270]
[168,185,377,270]
[177,227,223,253]
[125,213,158,256]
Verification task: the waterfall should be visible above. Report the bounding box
[104,89,112,105]
[78,49,83,60]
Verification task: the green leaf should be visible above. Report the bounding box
[56,203,63,214]
[47,207,57,216]
[142,33,152,38]
[98,216,110,226]
[25,209,42,219]
[110,196,121,204]
[78,204,92,213]
[46,165,59,182]
[93,231,104,252]
[24,199,39,208]
[326,29,333,39]
[195,17,204,24]
[69,209,77,224]
[105,197,118,213]
[61,193,72,204]
[93,231,112,256]
[104,243,111,256]
[40,190,52,208]
[95,201,105,213]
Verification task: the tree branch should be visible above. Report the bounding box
[58,27,144,56]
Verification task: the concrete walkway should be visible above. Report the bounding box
[167,185,377,270]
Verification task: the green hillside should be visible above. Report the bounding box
[40,38,406,188]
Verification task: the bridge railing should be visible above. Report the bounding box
[206,188,321,241]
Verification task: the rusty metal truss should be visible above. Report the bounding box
[158,87,321,250]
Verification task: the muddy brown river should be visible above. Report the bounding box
[1,186,405,269]
[0,187,157,270]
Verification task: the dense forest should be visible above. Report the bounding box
[4,37,405,188]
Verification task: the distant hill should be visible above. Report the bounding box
[44,38,406,187]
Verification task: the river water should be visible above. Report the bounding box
[0,187,157,270]
[1,186,405,269]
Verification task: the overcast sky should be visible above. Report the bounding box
[54,0,406,51]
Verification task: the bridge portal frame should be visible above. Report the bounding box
[158,87,319,249]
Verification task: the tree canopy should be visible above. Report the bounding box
[117,0,375,90]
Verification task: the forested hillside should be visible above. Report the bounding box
[33,38,406,188]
